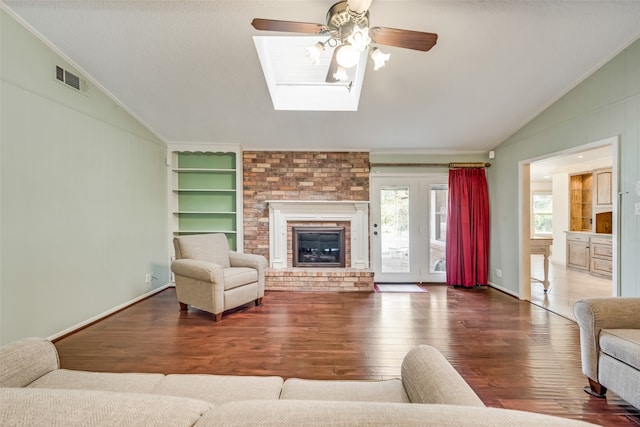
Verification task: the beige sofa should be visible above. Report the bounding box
[574,297,640,409]
[1,338,596,426]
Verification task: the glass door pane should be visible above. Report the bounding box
[429,185,448,273]
[380,186,410,273]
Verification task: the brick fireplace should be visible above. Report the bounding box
[267,200,369,269]
[243,151,374,292]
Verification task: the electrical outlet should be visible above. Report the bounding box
[145,273,152,283]
[495,269,502,278]
[635,202,640,216]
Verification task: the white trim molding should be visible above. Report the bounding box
[267,200,370,269]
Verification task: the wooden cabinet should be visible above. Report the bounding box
[593,168,612,209]
[168,145,242,251]
[590,235,612,278]
[570,168,613,233]
[569,173,593,232]
[566,167,613,278]
[566,233,590,271]
[566,232,612,278]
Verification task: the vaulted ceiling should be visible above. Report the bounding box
[3,1,640,153]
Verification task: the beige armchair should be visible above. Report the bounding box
[573,297,640,409]
[171,234,267,321]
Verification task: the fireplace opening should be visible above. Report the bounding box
[292,227,346,268]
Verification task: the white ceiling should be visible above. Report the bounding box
[3,1,640,153]
[530,145,613,183]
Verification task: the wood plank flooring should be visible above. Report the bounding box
[54,286,640,426]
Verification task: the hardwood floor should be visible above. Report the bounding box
[54,286,639,426]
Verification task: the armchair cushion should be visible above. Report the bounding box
[224,267,258,291]
[599,329,640,369]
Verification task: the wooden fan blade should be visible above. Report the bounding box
[370,27,438,52]
[251,18,326,34]
[325,49,340,83]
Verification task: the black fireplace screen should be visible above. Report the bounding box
[292,227,346,267]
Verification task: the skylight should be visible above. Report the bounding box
[253,36,367,111]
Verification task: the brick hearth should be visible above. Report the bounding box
[265,268,374,292]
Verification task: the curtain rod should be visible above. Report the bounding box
[369,162,491,168]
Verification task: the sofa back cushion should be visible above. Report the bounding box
[0,337,59,387]
[280,378,409,403]
[173,234,231,268]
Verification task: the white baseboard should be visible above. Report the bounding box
[48,283,172,341]
[488,282,520,298]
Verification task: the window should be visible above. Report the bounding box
[430,185,448,242]
[532,192,553,236]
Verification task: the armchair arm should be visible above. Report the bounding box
[171,259,224,284]
[573,297,640,381]
[229,252,268,298]
[229,252,267,271]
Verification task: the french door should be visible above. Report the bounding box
[370,174,448,283]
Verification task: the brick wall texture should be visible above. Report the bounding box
[242,151,370,260]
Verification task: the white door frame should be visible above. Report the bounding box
[517,136,620,300]
[370,172,448,283]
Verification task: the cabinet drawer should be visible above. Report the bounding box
[567,233,590,243]
[591,243,612,259]
[591,258,612,277]
[590,236,612,246]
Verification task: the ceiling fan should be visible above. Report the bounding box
[251,0,438,84]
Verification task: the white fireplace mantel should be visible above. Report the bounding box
[267,200,369,269]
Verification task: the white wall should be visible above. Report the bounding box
[1,11,170,344]
[488,38,640,297]
[551,173,569,265]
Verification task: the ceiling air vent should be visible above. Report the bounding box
[55,65,89,94]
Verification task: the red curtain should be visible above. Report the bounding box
[446,168,490,287]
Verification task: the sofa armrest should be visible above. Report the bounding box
[171,259,224,284]
[0,337,59,387]
[573,297,640,381]
[401,345,484,407]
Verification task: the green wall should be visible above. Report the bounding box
[1,10,170,344]
[489,38,640,297]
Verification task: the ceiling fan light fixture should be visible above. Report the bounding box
[252,0,438,87]
[305,41,325,65]
[370,47,390,70]
[333,66,349,82]
[346,0,373,14]
[335,43,360,69]
[347,26,371,51]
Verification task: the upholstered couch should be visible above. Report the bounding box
[1,338,596,426]
[574,297,640,409]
